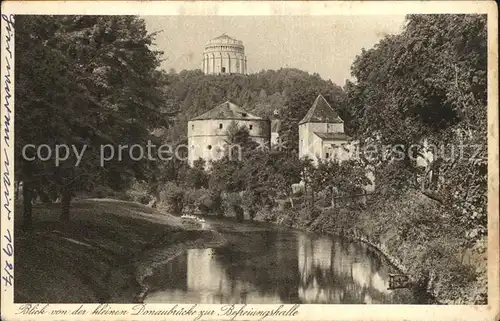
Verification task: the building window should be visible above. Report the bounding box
[191,124,194,130]
[207,145,212,150]
[221,67,226,73]
[249,124,253,130]
[219,123,223,129]
[242,113,247,117]
[326,153,330,158]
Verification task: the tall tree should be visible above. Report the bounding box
[16,15,167,225]
[347,14,487,242]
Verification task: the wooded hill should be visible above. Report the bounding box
[159,68,348,144]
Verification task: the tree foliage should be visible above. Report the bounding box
[16,15,167,224]
[347,14,487,244]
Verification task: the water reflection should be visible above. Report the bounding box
[145,229,413,304]
[297,234,393,304]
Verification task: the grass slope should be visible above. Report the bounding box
[14,199,209,303]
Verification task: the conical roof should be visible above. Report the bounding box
[206,33,243,46]
[299,94,343,125]
[213,33,234,40]
[190,100,263,121]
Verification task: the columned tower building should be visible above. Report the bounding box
[202,34,247,75]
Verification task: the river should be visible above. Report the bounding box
[143,217,420,304]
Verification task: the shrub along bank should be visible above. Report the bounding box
[132,144,487,306]
[109,152,487,306]
[259,190,487,305]
[150,179,487,305]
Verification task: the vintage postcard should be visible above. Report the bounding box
[1,1,498,320]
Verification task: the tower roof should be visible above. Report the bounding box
[299,94,343,125]
[213,33,233,40]
[206,34,243,46]
[190,100,263,121]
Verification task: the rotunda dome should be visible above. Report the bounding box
[201,34,247,75]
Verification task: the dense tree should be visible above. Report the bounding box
[16,15,167,225]
[184,159,209,189]
[346,14,487,250]
[313,160,370,202]
[207,122,305,219]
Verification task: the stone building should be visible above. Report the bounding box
[298,94,352,164]
[187,100,270,167]
[201,34,247,75]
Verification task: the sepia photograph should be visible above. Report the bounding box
[1,1,498,320]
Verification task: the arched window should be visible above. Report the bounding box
[219,123,223,129]
[207,145,212,150]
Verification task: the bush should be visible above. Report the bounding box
[186,188,224,215]
[88,185,114,198]
[158,182,184,215]
[127,179,150,200]
[222,192,242,218]
[138,194,153,205]
[208,189,223,215]
[273,208,298,226]
[183,188,201,206]
[359,190,485,303]
[253,206,275,222]
[183,188,211,214]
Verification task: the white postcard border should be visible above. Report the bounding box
[1,1,498,321]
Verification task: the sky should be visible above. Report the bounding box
[143,15,407,86]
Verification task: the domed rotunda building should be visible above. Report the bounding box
[201,34,247,75]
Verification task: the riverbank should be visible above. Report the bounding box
[14,199,223,303]
[262,190,487,305]
[295,220,437,304]
[135,227,225,301]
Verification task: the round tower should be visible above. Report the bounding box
[202,34,247,75]
[188,100,270,167]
